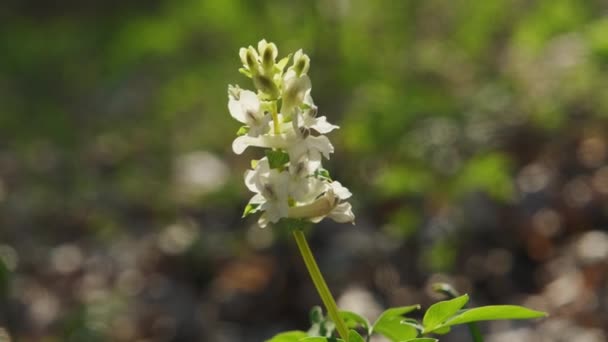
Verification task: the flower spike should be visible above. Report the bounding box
[229,40,354,227]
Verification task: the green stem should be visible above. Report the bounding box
[292,229,349,341]
[270,100,280,135]
[467,324,484,342]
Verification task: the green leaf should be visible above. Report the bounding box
[310,306,324,324]
[276,54,292,72]
[348,330,365,342]
[374,305,421,324]
[308,306,335,338]
[400,318,424,334]
[266,331,308,342]
[422,294,469,333]
[242,202,260,217]
[403,338,438,342]
[438,305,547,329]
[239,67,252,78]
[314,168,332,180]
[432,325,451,335]
[372,305,421,341]
[236,125,249,136]
[339,311,370,333]
[298,338,343,342]
[266,150,290,169]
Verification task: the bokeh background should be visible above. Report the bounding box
[2,0,608,341]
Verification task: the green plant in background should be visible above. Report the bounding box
[228,40,546,342]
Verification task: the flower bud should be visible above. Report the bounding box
[292,49,310,77]
[258,39,278,71]
[228,84,241,101]
[281,74,311,117]
[253,74,280,99]
[239,46,260,75]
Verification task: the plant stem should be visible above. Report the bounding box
[271,100,280,134]
[292,229,349,341]
[468,324,484,342]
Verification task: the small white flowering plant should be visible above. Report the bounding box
[228,40,546,342]
[229,40,354,228]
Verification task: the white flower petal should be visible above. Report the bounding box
[257,39,268,54]
[303,89,314,108]
[244,169,258,193]
[249,193,266,204]
[262,200,288,223]
[281,74,311,117]
[310,116,339,134]
[287,135,334,165]
[239,47,248,67]
[328,202,355,224]
[330,181,352,200]
[244,158,270,193]
[228,98,246,123]
[232,136,257,154]
[307,135,334,159]
[232,134,293,154]
[239,90,259,110]
[257,213,269,228]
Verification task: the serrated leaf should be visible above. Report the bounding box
[236,125,249,136]
[403,338,438,342]
[242,202,260,217]
[422,294,469,333]
[339,311,370,333]
[348,330,365,342]
[438,305,547,329]
[266,150,290,169]
[372,305,420,342]
[266,331,308,342]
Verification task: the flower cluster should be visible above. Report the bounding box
[228,40,354,228]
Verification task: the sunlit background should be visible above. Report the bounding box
[2,0,608,341]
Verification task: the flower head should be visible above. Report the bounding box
[229,40,354,227]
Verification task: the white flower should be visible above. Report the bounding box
[287,135,334,172]
[281,72,311,119]
[228,89,271,137]
[287,181,355,224]
[244,158,290,224]
[292,92,339,135]
[328,202,355,224]
[303,91,339,134]
[329,181,352,200]
[232,130,296,154]
[231,40,355,227]
[289,170,326,204]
